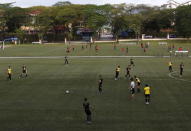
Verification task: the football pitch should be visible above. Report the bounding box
[0,42,191,131]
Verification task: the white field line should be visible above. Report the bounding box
[0,55,191,59]
[0,55,173,59]
[144,79,170,81]
[168,71,191,83]
[0,45,12,48]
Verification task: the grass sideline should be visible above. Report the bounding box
[0,41,191,57]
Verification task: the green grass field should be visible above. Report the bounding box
[0,40,191,57]
[0,42,191,131]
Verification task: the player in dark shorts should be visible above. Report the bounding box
[20,65,28,78]
[169,61,173,72]
[7,66,12,80]
[125,65,131,78]
[130,58,135,67]
[98,75,103,93]
[180,62,184,77]
[115,65,120,80]
[144,84,151,104]
[83,98,92,124]
[64,56,69,64]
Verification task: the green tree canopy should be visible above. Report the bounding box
[175,5,191,37]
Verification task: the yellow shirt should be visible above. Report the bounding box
[116,67,120,72]
[169,62,172,66]
[8,68,12,74]
[144,86,151,95]
[136,78,141,83]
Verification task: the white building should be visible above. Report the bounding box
[161,0,191,9]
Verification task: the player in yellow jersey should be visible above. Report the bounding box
[168,61,173,72]
[115,65,120,80]
[134,76,141,93]
[7,66,12,80]
[144,84,151,104]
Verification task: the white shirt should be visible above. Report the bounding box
[130,81,135,89]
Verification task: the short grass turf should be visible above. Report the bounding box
[0,41,191,57]
[0,57,191,131]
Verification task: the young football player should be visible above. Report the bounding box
[144,84,151,104]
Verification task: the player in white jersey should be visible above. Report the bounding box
[130,78,135,98]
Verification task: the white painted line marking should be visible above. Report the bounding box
[168,71,191,83]
[0,56,174,59]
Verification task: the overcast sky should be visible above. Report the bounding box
[0,0,190,7]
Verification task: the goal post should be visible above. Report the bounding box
[175,50,189,56]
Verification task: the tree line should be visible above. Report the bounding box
[0,1,191,43]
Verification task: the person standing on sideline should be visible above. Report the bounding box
[113,43,117,50]
[144,47,146,53]
[7,66,12,80]
[95,45,99,55]
[20,64,28,78]
[72,46,75,51]
[98,75,103,93]
[83,98,92,124]
[169,61,173,72]
[64,56,69,65]
[126,46,128,53]
[144,84,151,104]
[66,47,70,53]
[141,43,143,48]
[115,65,120,80]
[81,45,84,50]
[180,62,184,77]
[130,78,135,98]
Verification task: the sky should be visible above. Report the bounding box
[0,0,190,7]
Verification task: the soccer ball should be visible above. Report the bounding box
[65,90,70,94]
